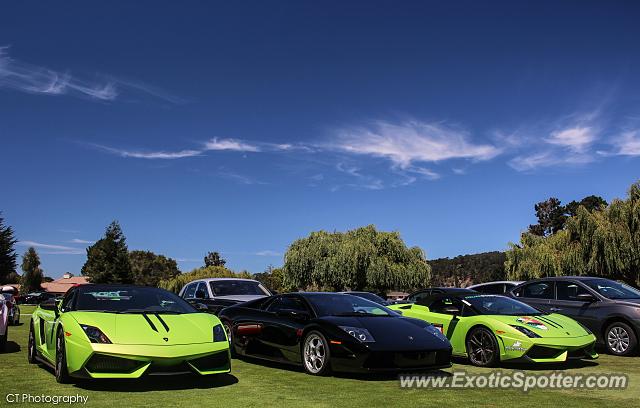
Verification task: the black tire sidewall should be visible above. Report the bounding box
[466,326,499,367]
[302,330,331,376]
[605,322,638,356]
[28,323,36,363]
[55,330,70,383]
[222,321,236,357]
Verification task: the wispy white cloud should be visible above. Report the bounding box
[255,250,282,257]
[544,126,597,152]
[332,120,501,168]
[17,240,84,255]
[92,144,202,159]
[69,239,95,244]
[205,138,261,152]
[217,171,267,185]
[0,45,181,103]
[610,130,640,156]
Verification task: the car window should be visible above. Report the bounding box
[556,281,591,301]
[408,290,430,303]
[61,290,76,312]
[195,282,209,299]
[476,284,505,295]
[429,297,464,315]
[267,296,308,313]
[182,283,197,299]
[519,282,554,299]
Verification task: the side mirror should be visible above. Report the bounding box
[576,293,597,302]
[276,309,310,321]
[194,303,209,312]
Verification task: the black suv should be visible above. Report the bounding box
[509,277,640,356]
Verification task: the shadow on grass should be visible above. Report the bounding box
[451,356,599,371]
[72,373,238,392]
[0,341,21,354]
[235,355,452,381]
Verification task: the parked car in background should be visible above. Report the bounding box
[19,292,58,305]
[0,294,8,351]
[0,293,20,325]
[340,291,389,306]
[391,287,477,304]
[468,281,524,294]
[510,277,640,356]
[218,292,452,375]
[390,293,597,367]
[179,278,272,315]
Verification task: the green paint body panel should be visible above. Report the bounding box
[389,303,598,363]
[31,306,230,379]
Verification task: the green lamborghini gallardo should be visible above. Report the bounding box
[389,293,598,367]
[28,284,230,383]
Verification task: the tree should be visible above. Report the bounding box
[129,250,180,286]
[158,266,251,293]
[283,225,430,292]
[528,197,566,236]
[506,181,640,287]
[565,195,607,217]
[429,252,506,287]
[21,247,43,292]
[81,221,133,284]
[204,251,226,267]
[253,265,285,293]
[0,213,17,283]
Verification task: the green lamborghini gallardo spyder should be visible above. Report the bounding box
[389,293,598,367]
[28,284,230,383]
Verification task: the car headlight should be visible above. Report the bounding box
[213,324,226,342]
[510,325,541,338]
[339,326,375,343]
[80,325,112,344]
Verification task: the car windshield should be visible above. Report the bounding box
[347,292,387,304]
[210,280,270,296]
[75,286,197,314]
[306,293,395,317]
[463,295,542,316]
[583,279,640,299]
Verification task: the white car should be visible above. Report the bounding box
[179,278,272,314]
[467,280,524,294]
[0,294,8,351]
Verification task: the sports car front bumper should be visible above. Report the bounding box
[65,341,231,379]
[497,333,598,363]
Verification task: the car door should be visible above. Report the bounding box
[552,280,602,333]
[512,281,554,313]
[421,297,464,339]
[257,295,310,364]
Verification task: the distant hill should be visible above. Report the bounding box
[428,251,506,287]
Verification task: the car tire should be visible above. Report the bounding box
[605,322,638,356]
[466,326,500,367]
[0,326,7,352]
[12,309,20,325]
[55,329,71,383]
[302,330,331,376]
[222,321,236,357]
[28,322,37,363]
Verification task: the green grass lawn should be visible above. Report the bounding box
[1,306,638,407]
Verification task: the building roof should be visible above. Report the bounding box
[41,275,90,294]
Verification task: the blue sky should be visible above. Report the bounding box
[1,1,639,278]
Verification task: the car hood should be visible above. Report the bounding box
[214,295,267,302]
[488,314,591,338]
[319,315,451,351]
[69,312,219,345]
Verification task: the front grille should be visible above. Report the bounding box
[364,349,451,369]
[526,346,564,359]
[85,354,146,374]
[189,351,230,372]
[146,361,193,375]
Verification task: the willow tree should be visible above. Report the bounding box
[283,225,430,292]
[506,181,640,286]
[158,266,252,293]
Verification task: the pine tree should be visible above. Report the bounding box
[81,221,133,284]
[21,247,43,292]
[0,213,18,283]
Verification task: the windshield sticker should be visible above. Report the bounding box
[516,316,548,330]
